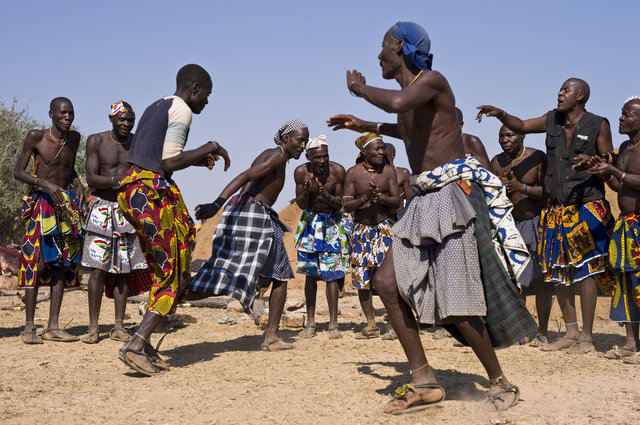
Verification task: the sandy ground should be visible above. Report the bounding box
[1,203,639,425]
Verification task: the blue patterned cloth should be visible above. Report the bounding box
[294,211,349,282]
[350,221,392,290]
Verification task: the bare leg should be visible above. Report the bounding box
[624,323,640,351]
[299,276,317,338]
[542,283,580,351]
[110,275,131,341]
[576,277,597,353]
[535,280,553,338]
[42,267,78,341]
[121,271,190,374]
[21,287,42,343]
[262,279,292,351]
[357,289,379,334]
[82,269,105,343]
[326,279,341,338]
[374,247,444,412]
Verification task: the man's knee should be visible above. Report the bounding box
[372,267,396,298]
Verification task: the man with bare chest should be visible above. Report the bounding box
[385,142,412,218]
[587,97,640,362]
[343,133,401,339]
[491,125,552,346]
[190,120,308,351]
[478,78,615,354]
[81,102,152,344]
[293,135,348,339]
[13,97,85,344]
[328,22,534,414]
[456,107,492,170]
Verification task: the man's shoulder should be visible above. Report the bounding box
[329,161,346,174]
[25,128,44,141]
[87,130,109,141]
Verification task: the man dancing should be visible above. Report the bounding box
[14,97,85,344]
[343,133,400,339]
[477,77,615,354]
[328,22,536,414]
[190,120,308,351]
[293,134,348,339]
[117,64,230,376]
[81,101,152,343]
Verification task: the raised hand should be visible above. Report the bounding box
[476,105,505,123]
[326,114,368,133]
[347,69,366,96]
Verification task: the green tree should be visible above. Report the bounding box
[0,98,86,245]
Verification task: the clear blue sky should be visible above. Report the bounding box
[2,1,639,211]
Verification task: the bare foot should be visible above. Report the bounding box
[328,326,342,339]
[299,325,317,339]
[261,338,293,351]
[144,343,171,370]
[383,383,445,415]
[603,345,636,359]
[540,336,577,351]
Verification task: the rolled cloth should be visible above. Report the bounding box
[387,21,433,70]
[273,119,307,145]
[354,132,390,163]
[306,134,328,153]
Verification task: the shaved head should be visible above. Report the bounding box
[566,78,590,105]
[50,96,72,112]
[386,142,396,159]
[176,64,212,91]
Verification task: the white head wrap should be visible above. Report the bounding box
[274,119,307,145]
[305,134,328,153]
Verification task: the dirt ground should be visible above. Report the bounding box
[1,203,639,425]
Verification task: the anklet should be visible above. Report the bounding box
[564,322,578,326]
[410,363,429,374]
[134,332,148,342]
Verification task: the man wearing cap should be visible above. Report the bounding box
[342,132,401,339]
[328,22,535,414]
[81,101,153,344]
[293,135,348,339]
[191,119,309,351]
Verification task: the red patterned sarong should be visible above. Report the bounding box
[19,188,83,288]
[117,166,195,316]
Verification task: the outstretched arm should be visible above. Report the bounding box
[195,150,286,220]
[476,106,547,134]
[162,141,230,173]
[326,115,401,139]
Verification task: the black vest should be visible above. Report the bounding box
[127,98,173,176]
[543,109,606,204]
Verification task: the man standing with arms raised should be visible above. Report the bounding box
[14,97,85,344]
[477,78,615,354]
[117,64,230,376]
[294,135,348,339]
[491,125,552,346]
[81,101,152,344]
[328,22,535,414]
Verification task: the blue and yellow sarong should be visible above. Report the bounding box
[538,199,615,292]
[608,212,640,322]
[350,221,392,290]
[294,211,349,282]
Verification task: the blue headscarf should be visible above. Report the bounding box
[387,22,433,70]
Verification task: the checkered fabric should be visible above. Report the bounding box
[189,194,275,308]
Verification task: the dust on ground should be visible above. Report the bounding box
[1,202,639,425]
